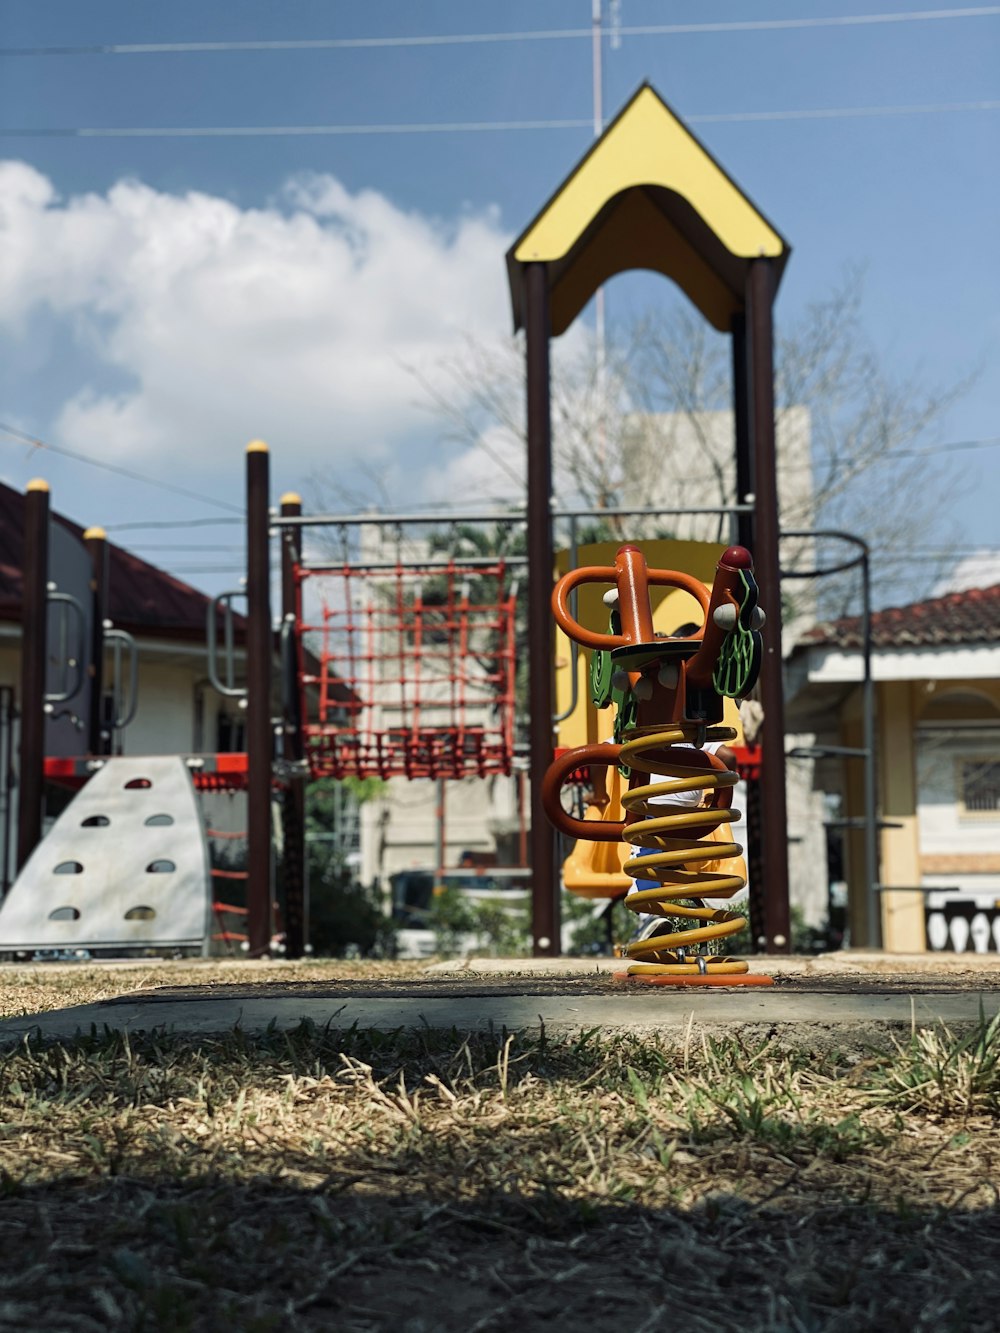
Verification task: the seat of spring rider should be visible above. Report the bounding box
[609,638,701,670]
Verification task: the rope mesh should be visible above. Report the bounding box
[296,559,516,779]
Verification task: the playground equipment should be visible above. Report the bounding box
[0,756,211,955]
[507,82,793,955]
[291,555,517,782]
[543,543,773,984]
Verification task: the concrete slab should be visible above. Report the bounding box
[2,984,999,1045]
[429,951,1000,977]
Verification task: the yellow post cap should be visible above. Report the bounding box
[280,491,302,507]
[26,479,49,493]
[83,526,107,541]
[246,439,269,453]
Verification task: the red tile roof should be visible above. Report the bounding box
[800,583,1000,650]
[0,480,233,641]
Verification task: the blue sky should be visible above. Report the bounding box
[0,1,997,598]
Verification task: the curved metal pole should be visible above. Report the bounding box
[780,528,879,947]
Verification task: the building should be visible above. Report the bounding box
[787,581,1000,952]
[0,480,247,883]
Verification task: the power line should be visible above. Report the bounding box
[3,7,999,57]
[105,516,244,530]
[885,435,1000,457]
[0,421,244,514]
[3,119,590,138]
[125,542,246,552]
[5,100,999,139]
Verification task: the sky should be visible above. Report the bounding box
[0,1,998,605]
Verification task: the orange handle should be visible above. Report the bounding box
[551,564,710,649]
[542,745,625,842]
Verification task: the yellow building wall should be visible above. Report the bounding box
[877,682,925,952]
[553,538,744,750]
[843,676,1000,952]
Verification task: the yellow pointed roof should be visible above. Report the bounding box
[507,84,790,335]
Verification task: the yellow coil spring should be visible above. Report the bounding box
[619,724,748,977]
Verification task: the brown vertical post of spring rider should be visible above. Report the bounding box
[246,442,273,957]
[525,261,559,956]
[280,492,307,959]
[17,479,50,871]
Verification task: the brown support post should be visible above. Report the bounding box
[83,526,109,756]
[747,260,791,953]
[246,442,273,957]
[17,479,50,871]
[280,492,307,959]
[525,263,559,957]
[731,312,754,552]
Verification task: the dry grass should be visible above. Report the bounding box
[0,958,431,1020]
[1,1001,1000,1330]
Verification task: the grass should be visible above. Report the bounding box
[1,972,1000,1330]
[0,957,432,1020]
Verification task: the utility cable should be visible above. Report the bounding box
[0,420,244,514]
[3,7,999,56]
[4,101,1000,137]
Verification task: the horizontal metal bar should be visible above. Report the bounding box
[788,745,869,759]
[873,884,962,894]
[299,555,529,573]
[273,502,753,530]
[824,819,904,830]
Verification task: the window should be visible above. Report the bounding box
[959,758,1000,818]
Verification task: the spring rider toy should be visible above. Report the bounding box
[542,544,773,985]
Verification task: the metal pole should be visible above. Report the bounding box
[591,0,607,443]
[780,530,879,947]
[525,262,559,957]
[246,442,273,957]
[0,688,13,896]
[746,260,791,953]
[435,778,446,879]
[860,547,880,947]
[731,313,754,552]
[83,526,108,756]
[17,481,50,871]
[280,491,307,959]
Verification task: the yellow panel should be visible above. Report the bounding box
[549,188,738,334]
[514,87,784,266]
[553,538,745,750]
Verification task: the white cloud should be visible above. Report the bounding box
[0,161,513,491]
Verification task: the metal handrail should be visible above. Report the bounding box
[105,628,139,730]
[207,591,247,699]
[44,591,86,705]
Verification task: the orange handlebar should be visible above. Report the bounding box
[541,745,625,842]
[551,559,710,650]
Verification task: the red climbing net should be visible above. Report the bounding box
[295,559,517,780]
